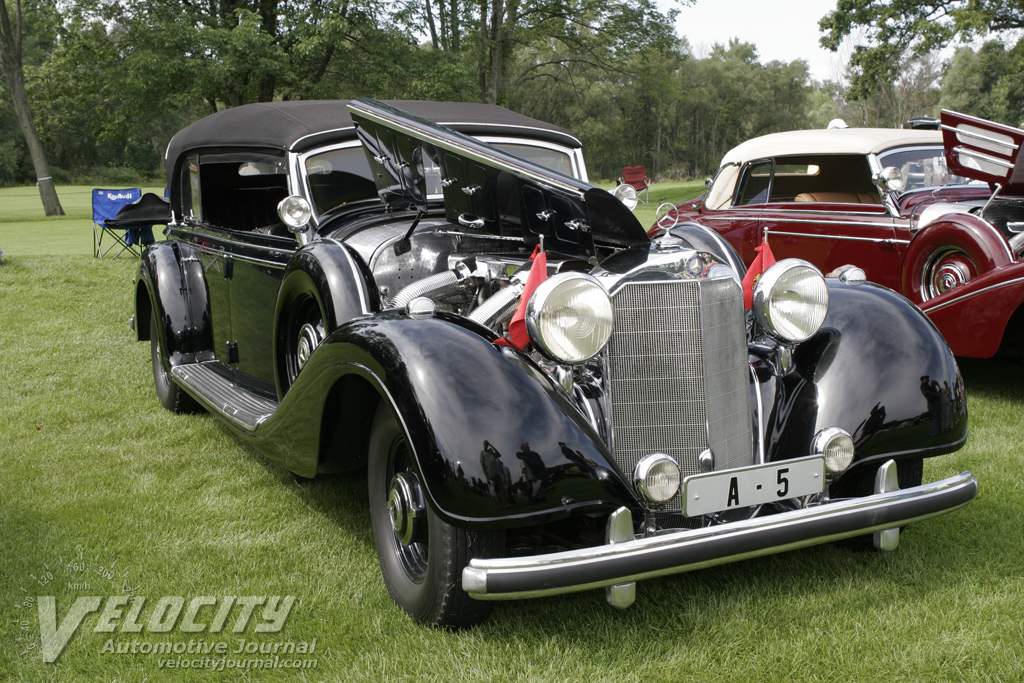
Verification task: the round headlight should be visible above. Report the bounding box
[525,272,613,364]
[634,453,681,504]
[812,427,855,474]
[277,195,312,232]
[612,183,639,211]
[752,259,829,343]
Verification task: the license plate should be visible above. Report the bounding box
[683,455,825,517]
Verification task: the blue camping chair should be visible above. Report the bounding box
[92,188,142,259]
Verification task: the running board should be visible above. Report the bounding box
[171,363,278,430]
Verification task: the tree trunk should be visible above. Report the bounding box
[0,0,63,216]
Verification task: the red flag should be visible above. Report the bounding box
[742,235,776,309]
[505,244,548,350]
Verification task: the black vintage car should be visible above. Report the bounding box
[133,98,978,628]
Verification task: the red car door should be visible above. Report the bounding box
[757,201,904,291]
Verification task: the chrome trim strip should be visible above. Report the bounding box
[188,242,290,269]
[954,146,1014,169]
[764,228,909,245]
[760,208,889,217]
[924,275,1024,312]
[749,363,765,465]
[940,124,1020,151]
[320,237,374,315]
[462,470,976,599]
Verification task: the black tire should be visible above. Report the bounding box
[150,311,201,413]
[833,458,923,550]
[277,292,326,397]
[367,403,503,628]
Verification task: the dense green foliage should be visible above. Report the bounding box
[5,0,1024,198]
[820,0,1024,101]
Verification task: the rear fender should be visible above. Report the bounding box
[136,242,212,366]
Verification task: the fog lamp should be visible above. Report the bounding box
[812,427,855,475]
[634,453,681,504]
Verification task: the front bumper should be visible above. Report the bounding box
[462,468,977,601]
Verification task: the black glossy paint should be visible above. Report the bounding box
[760,280,967,474]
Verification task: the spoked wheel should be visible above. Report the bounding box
[150,310,200,413]
[368,402,503,628]
[278,294,326,396]
[920,247,977,301]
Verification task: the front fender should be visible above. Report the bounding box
[275,310,637,528]
[762,280,967,472]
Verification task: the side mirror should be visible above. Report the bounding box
[612,183,639,211]
[705,177,713,189]
[874,166,905,194]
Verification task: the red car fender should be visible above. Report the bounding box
[900,216,1013,305]
[920,263,1024,357]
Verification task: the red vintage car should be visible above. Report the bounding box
[654,111,1024,359]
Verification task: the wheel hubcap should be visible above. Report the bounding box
[296,323,322,371]
[923,248,974,300]
[387,472,424,547]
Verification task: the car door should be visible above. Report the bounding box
[755,155,903,291]
[191,153,296,393]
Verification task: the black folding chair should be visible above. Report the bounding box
[92,188,142,259]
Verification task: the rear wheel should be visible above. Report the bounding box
[367,402,502,628]
[150,311,201,413]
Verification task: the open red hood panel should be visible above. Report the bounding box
[941,110,1024,196]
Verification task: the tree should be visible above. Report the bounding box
[819,0,1024,100]
[0,0,63,213]
[393,0,680,105]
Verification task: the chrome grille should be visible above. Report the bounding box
[607,278,753,511]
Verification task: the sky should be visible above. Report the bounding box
[664,0,845,82]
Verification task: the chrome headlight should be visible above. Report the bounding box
[526,272,613,364]
[277,195,312,233]
[752,259,829,343]
[812,427,855,475]
[634,453,681,504]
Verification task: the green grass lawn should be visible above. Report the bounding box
[1,187,1023,682]
[0,186,165,259]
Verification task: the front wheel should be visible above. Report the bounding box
[367,402,503,628]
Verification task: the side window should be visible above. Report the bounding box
[198,158,289,232]
[735,160,773,206]
[180,156,201,222]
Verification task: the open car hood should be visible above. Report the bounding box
[347,99,649,259]
[941,110,1024,196]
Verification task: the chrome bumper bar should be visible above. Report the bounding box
[462,469,977,601]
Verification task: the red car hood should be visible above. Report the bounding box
[941,110,1024,197]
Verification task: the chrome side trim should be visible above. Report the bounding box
[764,228,909,245]
[941,124,1020,151]
[462,470,977,600]
[923,275,1024,312]
[954,146,1014,170]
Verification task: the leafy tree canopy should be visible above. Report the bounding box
[819,0,1024,98]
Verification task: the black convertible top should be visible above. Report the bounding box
[164,100,582,184]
